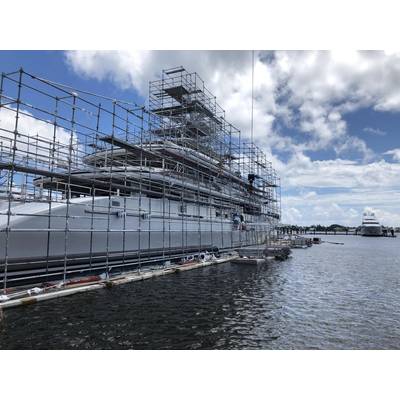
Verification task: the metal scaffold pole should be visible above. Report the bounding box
[3,69,23,291]
[0,66,281,290]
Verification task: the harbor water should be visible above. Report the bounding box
[0,235,399,349]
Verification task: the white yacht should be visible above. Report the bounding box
[0,67,281,286]
[360,211,382,236]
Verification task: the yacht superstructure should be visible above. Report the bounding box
[0,67,281,287]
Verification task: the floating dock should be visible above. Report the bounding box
[233,241,293,266]
[0,237,315,314]
[0,253,239,311]
[232,235,319,266]
[233,257,267,266]
[0,238,306,312]
[237,245,292,258]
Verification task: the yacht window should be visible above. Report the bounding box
[112,200,120,207]
[179,204,187,214]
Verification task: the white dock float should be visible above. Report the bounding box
[232,257,267,266]
[0,254,238,311]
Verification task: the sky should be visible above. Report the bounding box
[0,50,399,226]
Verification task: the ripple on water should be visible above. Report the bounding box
[1,235,400,349]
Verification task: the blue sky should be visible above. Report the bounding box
[0,51,143,105]
[1,50,399,226]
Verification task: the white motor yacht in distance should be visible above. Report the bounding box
[360,211,382,236]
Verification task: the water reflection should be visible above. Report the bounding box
[1,236,399,349]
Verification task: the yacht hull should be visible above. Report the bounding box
[0,197,269,285]
[360,225,382,236]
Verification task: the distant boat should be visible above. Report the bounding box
[360,212,382,236]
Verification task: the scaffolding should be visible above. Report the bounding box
[0,66,281,289]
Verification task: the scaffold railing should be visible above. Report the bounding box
[0,67,281,290]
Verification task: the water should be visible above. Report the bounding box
[1,235,399,349]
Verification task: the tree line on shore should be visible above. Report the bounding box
[280,224,354,233]
[280,224,400,233]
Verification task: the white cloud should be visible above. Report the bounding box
[282,189,400,227]
[279,151,400,226]
[281,154,400,190]
[363,127,387,136]
[65,50,278,148]
[65,50,400,225]
[65,50,153,94]
[284,207,303,225]
[0,106,78,167]
[384,148,400,162]
[65,50,400,158]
